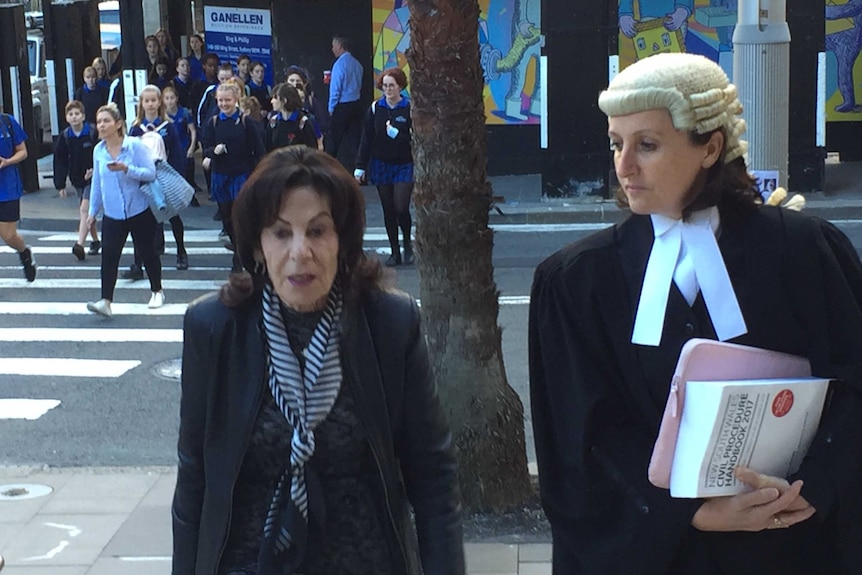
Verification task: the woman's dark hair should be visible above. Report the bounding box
[221,146,384,306]
[272,83,303,112]
[615,127,759,226]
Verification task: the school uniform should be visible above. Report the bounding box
[53,123,98,201]
[74,84,109,124]
[0,114,27,222]
[247,80,272,113]
[356,97,413,185]
[265,110,317,151]
[171,76,198,111]
[200,110,264,202]
[529,206,862,575]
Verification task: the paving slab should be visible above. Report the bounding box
[102,505,171,557]
[465,542,519,573]
[2,513,126,566]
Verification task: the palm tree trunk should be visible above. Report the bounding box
[407,0,532,512]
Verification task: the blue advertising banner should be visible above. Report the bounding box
[204,6,274,86]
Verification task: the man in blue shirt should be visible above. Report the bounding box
[0,112,36,282]
[324,35,365,168]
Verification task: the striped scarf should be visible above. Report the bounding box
[258,282,343,573]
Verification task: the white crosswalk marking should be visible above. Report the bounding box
[0,358,141,377]
[0,228,402,423]
[0,399,61,420]
[0,229,532,426]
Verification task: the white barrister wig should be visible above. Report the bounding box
[598,53,748,163]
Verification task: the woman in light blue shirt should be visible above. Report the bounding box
[86,103,163,318]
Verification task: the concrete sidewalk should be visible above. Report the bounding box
[19,154,862,232]
[0,467,550,575]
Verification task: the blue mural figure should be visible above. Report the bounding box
[711,0,736,51]
[618,0,693,39]
[826,0,862,112]
[478,1,542,121]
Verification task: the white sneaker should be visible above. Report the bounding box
[148,291,165,309]
[86,299,112,318]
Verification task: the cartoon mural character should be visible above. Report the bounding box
[479,1,542,120]
[709,0,736,51]
[374,0,542,124]
[619,0,693,41]
[826,0,862,112]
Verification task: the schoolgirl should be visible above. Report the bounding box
[127,85,189,271]
[266,83,317,151]
[200,81,265,272]
[247,61,272,113]
[187,34,206,82]
[163,85,199,205]
[355,68,414,266]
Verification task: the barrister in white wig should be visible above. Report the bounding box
[529,52,862,575]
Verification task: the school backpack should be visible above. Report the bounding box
[138,121,170,162]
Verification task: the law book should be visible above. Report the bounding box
[669,377,829,498]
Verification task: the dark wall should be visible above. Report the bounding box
[540,0,614,198]
[788,2,826,191]
[269,0,373,106]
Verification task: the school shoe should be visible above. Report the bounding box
[385,253,402,267]
[403,242,415,266]
[190,195,201,207]
[19,246,37,282]
[72,243,86,261]
[148,290,165,309]
[122,264,144,281]
[88,240,101,255]
[176,254,189,270]
[86,298,112,318]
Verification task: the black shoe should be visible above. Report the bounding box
[88,240,101,255]
[19,246,37,282]
[403,248,415,266]
[190,196,201,207]
[385,253,401,267]
[176,254,189,270]
[122,264,144,281]
[72,243,86,261]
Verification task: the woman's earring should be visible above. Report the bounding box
[253,260,266,275]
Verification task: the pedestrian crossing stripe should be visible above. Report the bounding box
[0,358,141,377]
[0,328,182,343]
[0,302,188,315]
[1,246,388,256]
[0,297,532,315]
[0,399,61,420]
[0,278,222,290]
[35,230,400,243]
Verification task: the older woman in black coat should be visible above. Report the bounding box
[172,146,464,575]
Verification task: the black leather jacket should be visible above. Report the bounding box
[172,288,465,575]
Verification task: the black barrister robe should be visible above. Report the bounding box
[529,206,862,575]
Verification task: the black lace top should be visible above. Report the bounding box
[219,306,393,575]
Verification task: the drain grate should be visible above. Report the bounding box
[0,483,53,500]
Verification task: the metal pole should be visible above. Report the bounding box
[733,0,791,186]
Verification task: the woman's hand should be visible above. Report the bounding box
[87,215,96,228]
[214,143,227,155]
[84,168,93,181]
[186,146,195,158]
[107,161,128,173]
[734,466,816,516]
[58,188,67,198]
[691,477,814,532]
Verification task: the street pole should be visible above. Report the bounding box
[733,0,791,187]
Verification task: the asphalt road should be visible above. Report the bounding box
[2,220,862,468]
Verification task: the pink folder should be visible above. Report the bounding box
[648,338,812,489]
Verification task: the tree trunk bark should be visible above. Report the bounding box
[407,0,532,512]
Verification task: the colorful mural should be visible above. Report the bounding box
[371,0,542,125]
[618,0,737,78]
[825,0,862,121]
